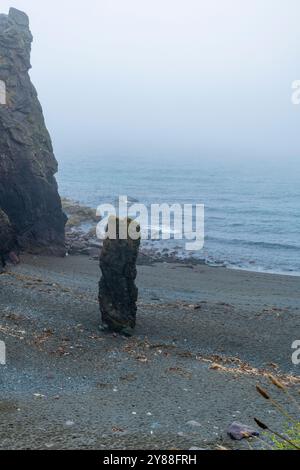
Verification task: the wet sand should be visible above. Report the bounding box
[0,254,299,449]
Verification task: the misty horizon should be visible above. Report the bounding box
[1,0,300,162]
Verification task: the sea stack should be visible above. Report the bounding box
[0,8,66,255]
[99,217,141,336]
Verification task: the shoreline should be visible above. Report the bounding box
[62,198,300,279]
[226,263,300,278]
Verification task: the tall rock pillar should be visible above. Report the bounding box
[99,217,141,336]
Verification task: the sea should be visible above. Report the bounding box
[57,156,300,276]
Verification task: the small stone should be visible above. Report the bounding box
[187,420,202,427]
[228,421,259,440]
[33,393,45,398]
[65,420,75,427]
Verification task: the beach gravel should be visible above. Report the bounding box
[0,255,299,449]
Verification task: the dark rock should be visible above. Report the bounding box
[0,209,17,267]
[99,217,140,336]
[0,8,66,255]
[8,251,20,265]
[8,8,29,27]
[88,247,100,259]
[227,421,259,440]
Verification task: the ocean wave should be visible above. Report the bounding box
[206,236,300,251]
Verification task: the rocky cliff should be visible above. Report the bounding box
[0,8,66,255]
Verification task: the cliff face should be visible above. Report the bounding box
[0,8,66,255]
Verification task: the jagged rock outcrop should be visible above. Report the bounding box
[0,8,66,255]
[0,208,17,267]
[99,217,141,336]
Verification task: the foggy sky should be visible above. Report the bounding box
[2,0,300,162]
